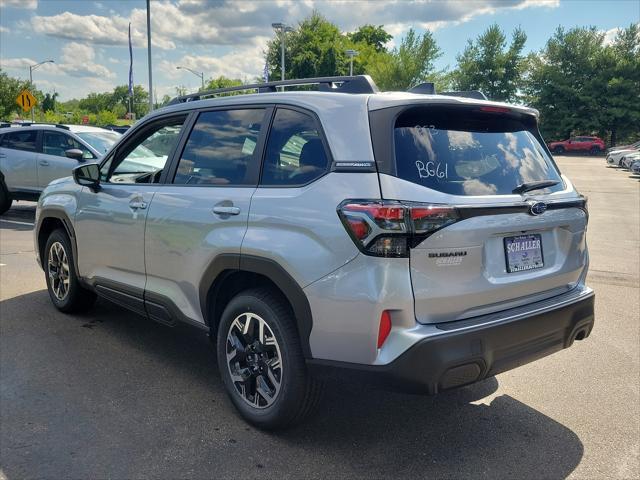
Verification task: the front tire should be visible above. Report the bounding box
[44,229,96,313]
[0,180,12,215]
[553,146,565,154]
[590,146,601,155]
[217,288,322,429]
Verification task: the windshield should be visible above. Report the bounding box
[76,131,121,154]
[393,107,564,196]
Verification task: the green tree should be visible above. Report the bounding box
[266,11,349,80]
[111,84,149,118]
[598,24,640,145]
[347,24,392,52]
[366,29,441,90]
[452,24,527,101]
[78,92,112,114]
[523,26,636,143]
[0,69,40,119]
[204,75,244,93]
[42,92,59,113]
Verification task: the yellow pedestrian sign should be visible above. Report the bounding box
[16,89,37,112]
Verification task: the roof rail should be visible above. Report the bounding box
[167,75,379,105]
[439,90,488,100]
[8,122,70,130]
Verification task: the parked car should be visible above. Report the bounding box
[607,147,639,166]
[34,75,594,429]
[0,124,121,214]
[548,136,605,155]
[606,140,640,154]
[621,151,640,169]
[104,124,131,135]
[631,160,640,175]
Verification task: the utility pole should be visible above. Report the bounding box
[146,0,153,113]
[28,59,54,121]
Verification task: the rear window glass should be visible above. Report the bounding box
[1,130,38,152]
[393,107,563,196]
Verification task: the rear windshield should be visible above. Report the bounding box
[393,107,563,196]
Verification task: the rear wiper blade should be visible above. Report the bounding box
[512,180,560,195]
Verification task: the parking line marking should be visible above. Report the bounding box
[0,219,35,226]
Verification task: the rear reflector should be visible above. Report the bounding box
[377,310,392,348]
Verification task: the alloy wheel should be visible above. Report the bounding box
[226,312,283,409]
[48,241,70,301]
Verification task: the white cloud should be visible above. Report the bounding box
[602,27,620,46]
[29,0,560,50]
[0,25,9,33]
[1,42,115,80]
[161,37,270,83]
[1,0,37,10]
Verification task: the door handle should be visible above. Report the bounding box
[129,200,148,210]
[39,160,49,166]
[213,205,241,216]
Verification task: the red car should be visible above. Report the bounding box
[548,136,605,155]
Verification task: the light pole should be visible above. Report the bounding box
[176,66,205,91]
[345,49,358,76]
[146,0,153,112]
[272,22,294,83]
[28,59,54,121]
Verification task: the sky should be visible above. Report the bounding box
[0,0,638,102]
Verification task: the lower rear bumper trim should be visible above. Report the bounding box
[308,291,595,394]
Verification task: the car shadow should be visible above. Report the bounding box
[0,291,584,479]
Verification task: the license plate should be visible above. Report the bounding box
[504,234,544,273]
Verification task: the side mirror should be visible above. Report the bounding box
[73,163,100,190]
[65,148,85,161]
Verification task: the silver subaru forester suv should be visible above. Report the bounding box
[34,76,594,429]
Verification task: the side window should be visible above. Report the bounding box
[2,130,38,152]
[42,131,93,159]
[261,108,329,186]
[173,109,265,186]
[102,117,186,184]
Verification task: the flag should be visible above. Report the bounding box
[128,22,134,97]
[263,61,269,83]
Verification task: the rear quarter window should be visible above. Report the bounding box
[392,106,563,196]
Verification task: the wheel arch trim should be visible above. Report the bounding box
[199,253,314,358]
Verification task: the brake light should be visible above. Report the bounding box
[337,200,459,257]
[479,106,511,114]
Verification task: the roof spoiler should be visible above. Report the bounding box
[407,83,488,101]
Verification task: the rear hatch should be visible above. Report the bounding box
[369,100,589,324]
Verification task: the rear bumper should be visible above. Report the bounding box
[308,289,594,394]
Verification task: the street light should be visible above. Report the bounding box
[176,66,205,91]
[28,59,54,121]
[272,22,294,83]
[345,49,358,76]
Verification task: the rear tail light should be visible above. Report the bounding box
[337,200,459,257]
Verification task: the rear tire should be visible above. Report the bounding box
[44,229,96,313]
[217,287,322,429]
[553,146,565,154]
[0,180,12,215]
[590,146,601,155]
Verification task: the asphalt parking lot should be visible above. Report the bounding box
[1,156,638,479]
